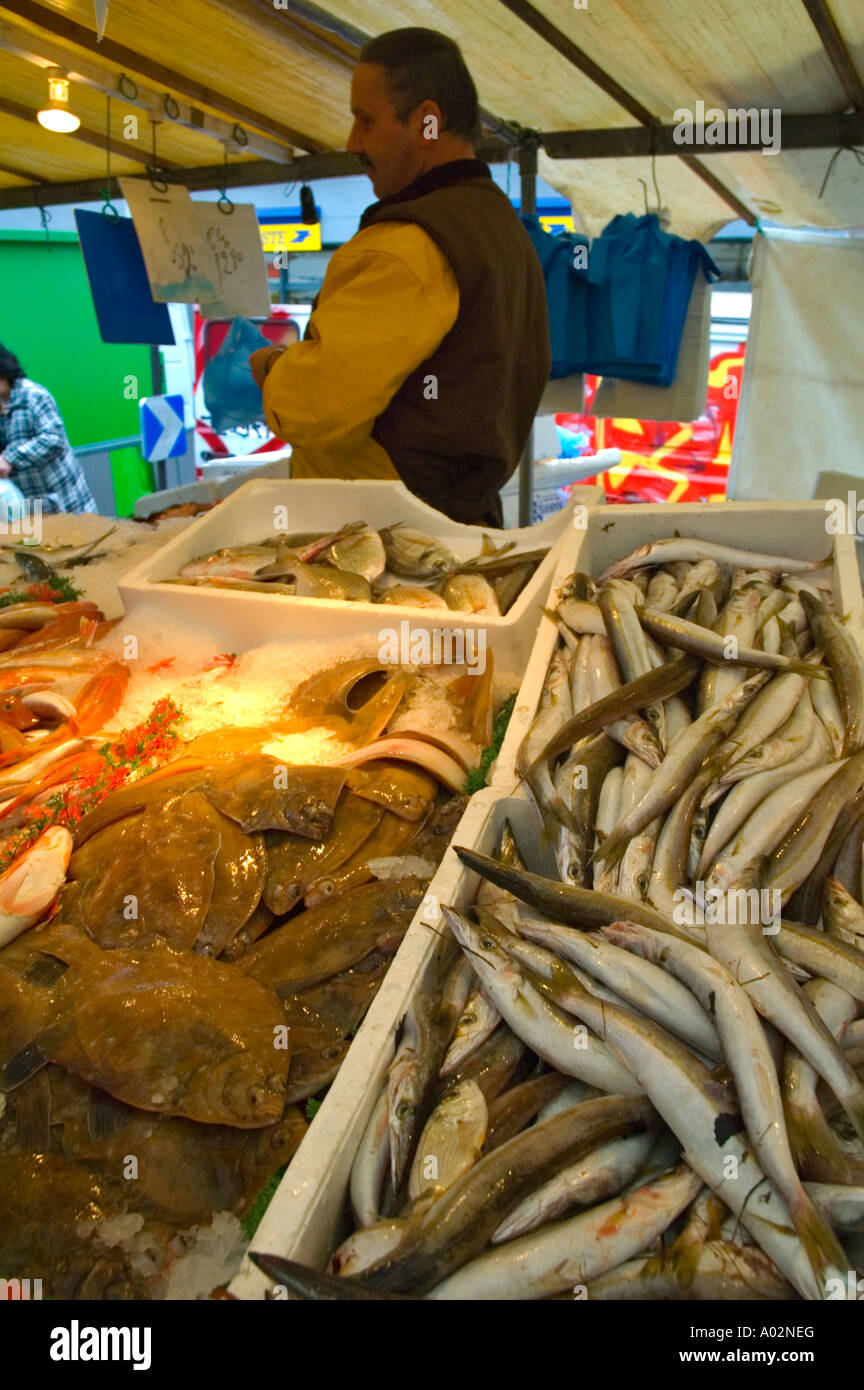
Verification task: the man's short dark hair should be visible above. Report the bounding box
[0,346,24,384]
[359,28,480,141]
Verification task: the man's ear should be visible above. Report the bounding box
[413,99,444,144]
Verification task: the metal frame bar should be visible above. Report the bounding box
[802,0,864,110]
[1,111,859,209]
[518,141,538,528]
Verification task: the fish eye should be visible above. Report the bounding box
[322,1045,344,1060]
[481,937,496,950]
[396,1101,414,1119]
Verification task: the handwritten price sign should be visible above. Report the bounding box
[119,179,270,314]
[195,203,271,317]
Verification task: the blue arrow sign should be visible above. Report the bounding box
[140,394,186,462]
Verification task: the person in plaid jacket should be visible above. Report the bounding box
[0,345,97,514]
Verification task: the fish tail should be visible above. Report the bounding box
[789,1187,850,1292]
[785,1096,851,1182]
[592,831,628,871]
[793,660,830,680]
[839,1077,864,1147]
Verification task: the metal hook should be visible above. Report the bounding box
[36,202,52,245]
[217,145,234,213]
[163,93,180,121]
[818,144,864,199]
[117,72,138,101]
[101,94,121,219]
[232,123,248,148]
[147,120,168,192]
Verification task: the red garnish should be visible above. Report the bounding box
[203,652,238,673]
[146,657,176,675]
[0,696,185,873]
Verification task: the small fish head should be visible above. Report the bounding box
[442,907,523,1001]
[197,1054,286,1127]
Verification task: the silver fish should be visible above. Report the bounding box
[427,1164,703,1301]
[380,526,456,579]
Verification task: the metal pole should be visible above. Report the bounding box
[518,141,538,528]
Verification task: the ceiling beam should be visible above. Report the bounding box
[802,0,864,110]
[541,111,864,158]
[0,14,295,162]
[496,0,754,222]
[230,0,355,69]
[0,152,363,210]
[0,0,325,152]
[0,155,46,182]
[0,111,859,211]
[0,143,508,210]
[0,93,183,167]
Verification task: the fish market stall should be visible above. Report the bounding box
[234,502,864,1302]
[0,490,589,1298]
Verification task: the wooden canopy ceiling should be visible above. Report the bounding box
[0,0,862,238]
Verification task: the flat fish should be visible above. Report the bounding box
[2,923,289,1127]
[263,791,383,915]
[241,876,426,994]
[63,792,221,951]
[73,758,347,844]
[346,761,438,822]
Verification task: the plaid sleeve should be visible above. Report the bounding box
[2,387,67,470]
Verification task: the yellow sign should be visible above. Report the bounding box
[260,222,322,252]
[539,214,575,235]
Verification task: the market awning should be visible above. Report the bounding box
[0,0,862,237]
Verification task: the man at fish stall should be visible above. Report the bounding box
[249,28,550,528]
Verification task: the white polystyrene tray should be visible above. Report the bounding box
[489,500,864,793]
[228,787,553,1298]
[228,498,864,1298]
[133,450,295,518]
[119,479,603,674]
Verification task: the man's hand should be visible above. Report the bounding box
[0,455,11,479]
[249,346,285,389]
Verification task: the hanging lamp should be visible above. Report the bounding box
[37,69,80,133]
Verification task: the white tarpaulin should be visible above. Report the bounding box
[728,228,864,501]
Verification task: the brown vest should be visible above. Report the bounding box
[358,161,550,526]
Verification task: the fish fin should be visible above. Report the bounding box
[23,952,69,988]
[794,660,830,680]
[88,1088,133,1142]
[790,1189,850,1290]
[591,831,628,871]
[1,1039,48,1090]
[785,1095,851,1182]
[11,1067,51,1148]
[841,1079,864,1148]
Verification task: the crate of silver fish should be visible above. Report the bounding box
[117,478,604,674]
[233,502,864,1302]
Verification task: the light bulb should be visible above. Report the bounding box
[37,69,80,133]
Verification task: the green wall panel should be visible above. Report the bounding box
[0,234,157,513]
